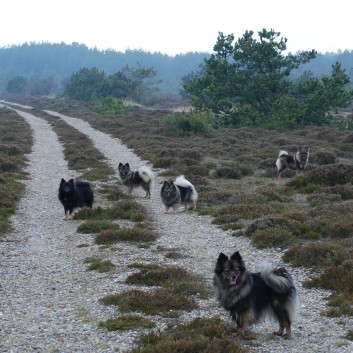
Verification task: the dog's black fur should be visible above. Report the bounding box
[276,147,309,178]
[118,163,153,198]
[58,178,94,219]
[213,251,298,339]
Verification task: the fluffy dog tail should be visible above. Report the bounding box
[175,175,198,200]
[138,166,154,184]
[262,265,299,321]
[276,150,288,170]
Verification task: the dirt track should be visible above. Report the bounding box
[0,103,352,352]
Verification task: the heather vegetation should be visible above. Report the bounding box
[0,107,32,236]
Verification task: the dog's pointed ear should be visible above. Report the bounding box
[68,179,74,185]
[231,251,246,270]
[230,251,242,261]
[60,178,65,184]
[119,163,123,167]
[298,147,302,151]
[126,163,130,168]
[215,252,228,273]
[305,147,309,151]
[218,252,229,262]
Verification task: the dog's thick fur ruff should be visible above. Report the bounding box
[118,163,153,198]
[58,178,94,220]
[276,147,309,178]
[213,251,298,339]
[160,175,198,213]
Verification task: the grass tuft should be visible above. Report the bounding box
[125,264,210,298]
[84,257,115,272]
[128,317,245,353]
[98,314,155,331]
[100,288,197,316]
[95,226,158,244]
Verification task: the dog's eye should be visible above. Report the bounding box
[224,269,230,274]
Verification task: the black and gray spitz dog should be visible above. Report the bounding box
[58,178,94,220]
[276,146,309,178]
[160,175,198,213]
[118,163,154,199]
[214,251,298,339]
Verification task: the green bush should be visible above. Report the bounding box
[165,110,214,136]
[92,96,130,115]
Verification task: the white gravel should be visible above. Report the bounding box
[0,105,352,352]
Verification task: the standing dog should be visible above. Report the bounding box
[160,175,198,213]
[213,251,298,339]
[276,147,309,178]
[58,178,94,220]
[118,163,154,198]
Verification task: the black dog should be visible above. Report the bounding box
[213,251,298,339]
[58,178,94,219]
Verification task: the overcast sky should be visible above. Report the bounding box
[1,0,351,55]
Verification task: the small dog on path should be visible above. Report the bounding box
[58,178,94,220]
[160,175,198,213]
[118,163,154,198]
[213,251,298,339]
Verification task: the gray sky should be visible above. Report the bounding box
[1,0,351,55]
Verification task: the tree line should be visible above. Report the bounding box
[0,42,207,94]
[2,31,353,128]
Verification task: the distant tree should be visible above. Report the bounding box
[119,64,161,103]
[27,75,57,96]
[183,29,353,127]
[64,64,161,104]
[6,75,27,94]
[64,67,107,101]
[184,29,316,114]
[105,71,133,99]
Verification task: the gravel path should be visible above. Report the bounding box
[0,106,352,352]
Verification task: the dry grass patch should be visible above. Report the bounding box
[127,317,245,353]
[304,258,353,317]
[77,220,119,234]
[74,202,146,222]
[84,257,115,272]
[95,226,158,245]
[289,164,353,188]
[126,263,210,298]
[100,288,197,317]
[283,242,348,268]
[98,314,155,331]
[0,110,32,237]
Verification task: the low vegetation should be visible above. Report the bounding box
[98,314,155,331]
[127,317,245,353]
[0,108,32,237]
[100,288,197,317]
[84,257,115,272]
[126,263,210,298]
